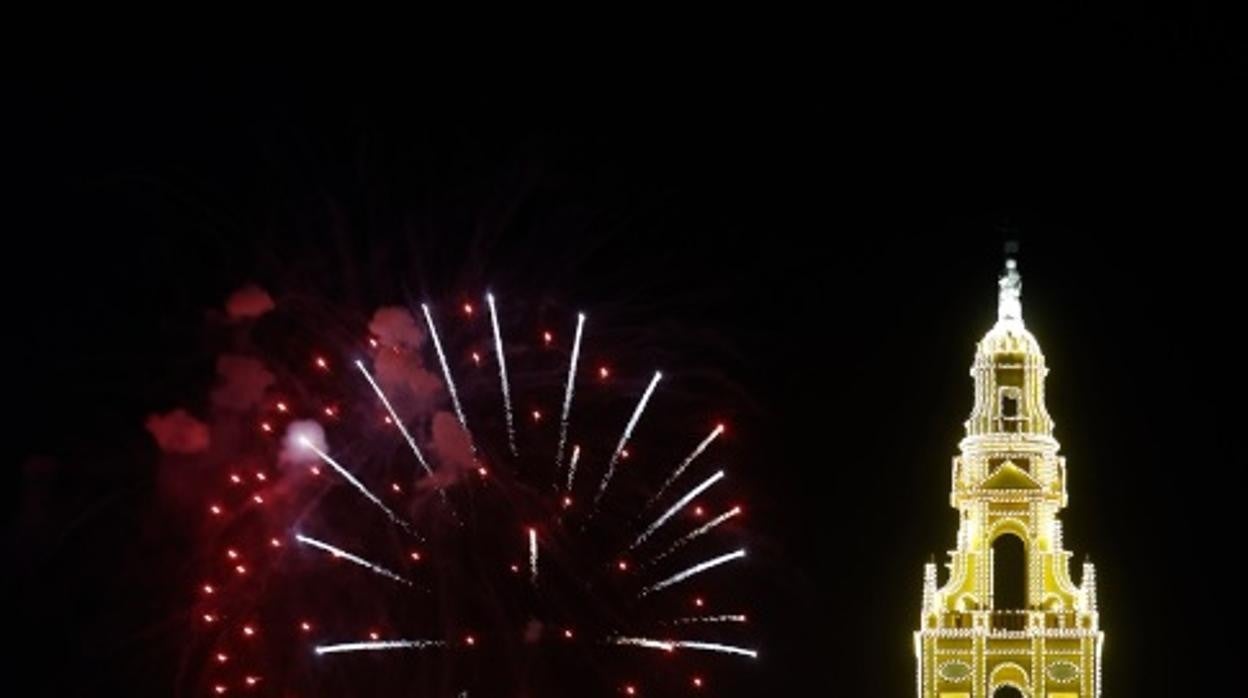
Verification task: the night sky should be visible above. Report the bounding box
[5,13,1242,697]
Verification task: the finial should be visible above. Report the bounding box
[998,240,1023,323]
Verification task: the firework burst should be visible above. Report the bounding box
[184,294,756,696]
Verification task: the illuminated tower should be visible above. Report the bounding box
[914,256,1103,697]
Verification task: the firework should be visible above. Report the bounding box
[184,294,756,696]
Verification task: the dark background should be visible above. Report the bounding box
[4,11,1242,696]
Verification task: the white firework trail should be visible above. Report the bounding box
[564,444,582,493]
[665,614,749,625]
[593,370,662,508]
[298,436,417,536]
[421,303,474,450]
[645,506,742,568]
[485,292,516,456]
[646,424,724,510]
[609,636,674,652]
[314,639,444,655]
[355,360,434,478]
[528,527,539,585]
[555,312,585,477]
[638,548,746,597]
[630,470,725,550]
[295,534,416,588]
[609,637,758,660]
[671,641,759,659]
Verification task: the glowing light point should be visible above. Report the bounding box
[543,330,553,344]
[275,401,288,413]
[260,422,272,433]
[599,365,610,379]
[300,621,312,632]
[215,653,228,664]
[242,625,255,637]
[210,505,223,516]
[244,676,258,687]
[214,685,227,695]
[202,584,215,595]
[229,474,242,484]
[409,551,421,562]
[464,635,476,647]
[314,356,328,370]
[692,676,704,688]
[269,537,281,548]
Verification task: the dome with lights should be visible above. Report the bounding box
[974,258,1044,360]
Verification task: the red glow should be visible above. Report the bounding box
[214,685,227,695]
[562,496,573,508]
[510,564,520,573]
[269,537,281,548]
[564,628,574,639]
[471,351,481,365]
[409,551,422,562]
[617,560,629,572]
[463,303,474,316]
[694,597,704,608]
[202,614,217,624]
[324,405,337,417]
[716,422,727,433]
[215,653,228,664]
[203,584,215,595]
[543,330,553,344]
[314,356,328,370]
[693,506,705,517]
[235,565,247,575]
[210,504,223,516]
[531,409,542,422]
[252,494,264,504]
[255,472,267,483]
[242,625,255,637]
[369,337,379,348]
[624,685,636,696]
[464,635,476,646]
[621,448,630,459]
[300,621,312,632]
[229,474,242,484]
[478,467,488,477]
[260,422,272,433]
[599,366,610,379]
[276,401,288,413]
[369,631,380,641]
[226,549,239,560]
[383,415,393,425]
[244,676,259,687]
[692,676,704,688]
[391,482,402,493]
[310,466,321,476]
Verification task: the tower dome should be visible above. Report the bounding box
[964,257,1056,443]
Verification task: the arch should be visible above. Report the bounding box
[988,516,1030,544]
[992,531,1027,610]
[989,662,1031,696]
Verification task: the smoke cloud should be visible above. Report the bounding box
[145,408,211,454]
[225,284,275,320]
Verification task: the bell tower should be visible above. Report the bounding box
[914,253,1104,697]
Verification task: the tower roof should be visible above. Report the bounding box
[975,257,1044,359]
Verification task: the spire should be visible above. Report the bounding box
[997,241,1023,323]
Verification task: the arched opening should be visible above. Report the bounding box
[992,533,1026,609]
[993,687,1024,698]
